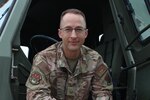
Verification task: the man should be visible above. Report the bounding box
[26,8,113,100]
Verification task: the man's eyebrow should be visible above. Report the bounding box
[61,26,85,29]
[61,26,72,28]
[75,26,85,28]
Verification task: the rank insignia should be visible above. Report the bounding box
[29,71,42,85]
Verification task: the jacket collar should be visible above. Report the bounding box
[56,42,88,75]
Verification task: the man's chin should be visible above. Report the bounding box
[68,46,80,51]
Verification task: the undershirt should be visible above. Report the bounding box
[66,58,78,73]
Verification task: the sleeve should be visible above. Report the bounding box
[92,57,113,100]
[26,54,56,100]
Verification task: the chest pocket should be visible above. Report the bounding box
[50,69,67,100]
[73,72,94,100]
[78,72,94,89]
[80,72,94,79]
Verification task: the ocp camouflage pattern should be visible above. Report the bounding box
[26,42,113,100]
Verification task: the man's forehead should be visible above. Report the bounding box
[60,13,86,28]
[62,13,84,21]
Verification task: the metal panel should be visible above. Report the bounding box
[0,0,31,100]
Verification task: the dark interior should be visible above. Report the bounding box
[20,0,112,62]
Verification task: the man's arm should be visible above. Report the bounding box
[92,62,113,100]
[26,54,56,100]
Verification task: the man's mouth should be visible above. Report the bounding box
[70,41,78,45]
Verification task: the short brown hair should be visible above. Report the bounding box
[60,8,86,27]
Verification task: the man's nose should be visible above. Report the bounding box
[70,30,77,37]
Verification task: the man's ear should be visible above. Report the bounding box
[58,29,62,38]
[85,29,88,38]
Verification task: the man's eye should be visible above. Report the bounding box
[75,28,83,32]
[76,29,83,31]
[65,28,72,31]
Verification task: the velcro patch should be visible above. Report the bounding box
[29,71,42,85]
[96,63,107,77]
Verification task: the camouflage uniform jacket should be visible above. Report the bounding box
[26,42,113,100]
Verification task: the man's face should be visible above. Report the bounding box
[58,13,88,52]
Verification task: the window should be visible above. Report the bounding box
[0,0,14,36]
[0,0,9,7]
[127,0,150,42]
